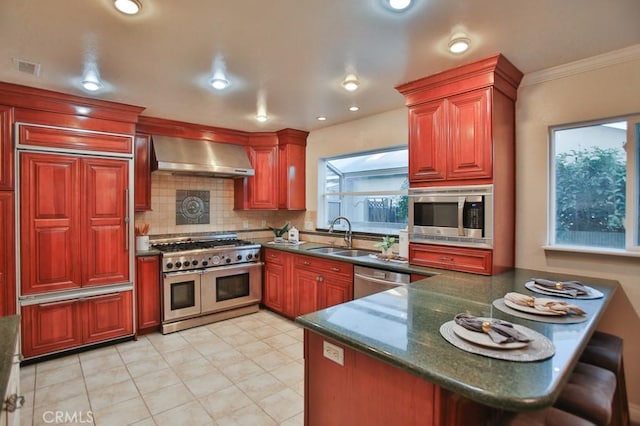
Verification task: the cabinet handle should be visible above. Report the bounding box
[124,188,130,251]
[439,256,454,262]
[303,261,311,265]
[39,299,76,307]
[4,394,25,412]
[330,267,340,272]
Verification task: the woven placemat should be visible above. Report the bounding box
[439,320,555,362]
[492,298,587,324]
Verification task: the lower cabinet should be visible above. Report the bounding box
[21,291,133,358]
[409,243,493,275]
[135,255,161,334]
[293,254,353,317]
[263,249,353,318]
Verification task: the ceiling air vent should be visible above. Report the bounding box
[13,59,41,77]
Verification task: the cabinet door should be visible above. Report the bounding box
[0,105,13,190]
[136,255,160,332]
[247,145,279,209]
[408,100,446,182]
[83,291,133,344]
[134,133,151,211]
[264,261,285,313]
[278,143,306,210]
[321,275,353,309]
[21,300,83,358]
[0,192,15,316]
[446,88,492,180]
[82,157,130,286]
[294,268,320,316]
[20,152,82,294]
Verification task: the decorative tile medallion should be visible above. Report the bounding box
[176,190,210,225]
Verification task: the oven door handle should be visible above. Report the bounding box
[202,262,264,274]
[164,270,203,279]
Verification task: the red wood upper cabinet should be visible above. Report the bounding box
[134,133,152,211]
[0,105,14,190]
[235,134,279,210]
[277,129,308,210]
[20,151,130,295]
[397,54,523,186]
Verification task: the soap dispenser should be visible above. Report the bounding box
[288,226,299,244]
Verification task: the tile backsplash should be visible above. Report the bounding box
[134,173,306,236]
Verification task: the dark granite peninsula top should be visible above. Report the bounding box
[296,268,618,412]
[0,315,20,402]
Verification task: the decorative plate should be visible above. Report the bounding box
[503,298,565,316]
[451,322,529,350]
[525,281,603,299]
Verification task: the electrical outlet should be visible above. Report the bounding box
[323,340,344,366]
[304,221,314,230]
[242,220,249,229]
[261,220,266,227]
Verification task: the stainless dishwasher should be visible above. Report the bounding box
[353,265,411,298]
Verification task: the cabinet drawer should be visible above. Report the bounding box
[18,124,132,154]
[264,248,286,264]
[409,244,492,275]
[294,254,353,278]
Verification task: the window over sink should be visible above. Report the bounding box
[318,146,408,235]
[548,115,640,254]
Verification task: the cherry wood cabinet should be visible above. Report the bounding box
[277,129,307,210]
[235,136,279,210]
[134,133,152,211]
[135,255,161,334]
[293,254,353,316]
[0,192,15,316]
[21,291,133,358]
[20,151,130,295]
[409,243,492,275]
[263,248,294,317]
[397,54,523,275]
[0,105,13,190]
[304,330,493,426]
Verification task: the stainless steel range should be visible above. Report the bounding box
[151,233,263,334]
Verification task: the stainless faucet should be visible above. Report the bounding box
[328,216,352,248]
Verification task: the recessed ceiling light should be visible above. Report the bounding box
[342,74,359,92]
[349,106,360,112]
[210,77,230,90]
[448,33,471,54]
[317,116,327,121]
[256,114,268,122]
[386,0,412,11]
[81,66,103,92]
[114,0,141,15]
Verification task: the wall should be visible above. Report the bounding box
[134,173,303,237]
[303,52,640,417]
[516,54,640,416]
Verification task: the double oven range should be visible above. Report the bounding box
[151,233,262,334]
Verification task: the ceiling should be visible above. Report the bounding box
[1,0,639,133]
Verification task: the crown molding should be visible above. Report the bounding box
[521,44,640,87]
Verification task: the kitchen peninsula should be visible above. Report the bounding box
[296,266,618,425]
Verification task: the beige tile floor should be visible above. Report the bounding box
[19,309,305,426]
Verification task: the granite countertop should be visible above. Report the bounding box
[0,315,20,400]
[296,268,618,412]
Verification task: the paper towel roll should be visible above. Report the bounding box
[399,230,409,258]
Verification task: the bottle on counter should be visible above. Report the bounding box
[288,226,299,244]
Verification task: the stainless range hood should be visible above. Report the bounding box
[152,135,255,178]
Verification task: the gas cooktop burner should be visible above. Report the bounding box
[150,233,262,272]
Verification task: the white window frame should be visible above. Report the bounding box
[546,114,640,257]
[317,146,408,235]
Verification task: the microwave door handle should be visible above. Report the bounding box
[457,197,466,236]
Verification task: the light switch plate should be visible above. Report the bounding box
[323,340,344,366]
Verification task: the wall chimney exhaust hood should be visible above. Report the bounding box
[151,135,255,178]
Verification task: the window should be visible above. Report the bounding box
[549,115,639,253]
[318,146,408,235]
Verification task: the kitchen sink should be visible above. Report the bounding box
[307,247,376,258]
[332,249,376,258]
[307,246,348,254]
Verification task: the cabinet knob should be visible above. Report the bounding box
[4,393,25,412]
[331,267,340,272]
[303,261,311,265]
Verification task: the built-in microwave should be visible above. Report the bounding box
[408,185,493,248]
